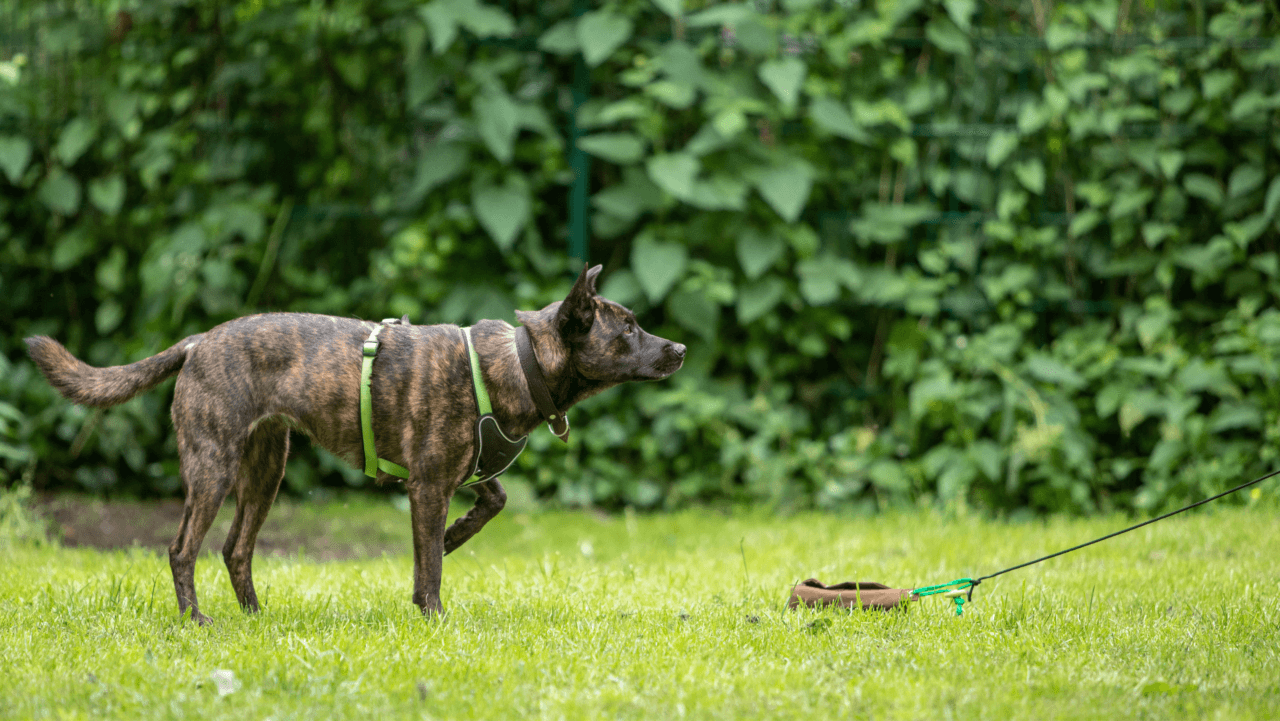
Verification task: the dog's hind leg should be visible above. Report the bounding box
[223,417,290,613]
[443,480,507,555]
[168,426,239,625]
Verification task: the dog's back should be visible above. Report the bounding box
[28,313,476,467]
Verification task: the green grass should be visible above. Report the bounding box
[2,494,1278,720]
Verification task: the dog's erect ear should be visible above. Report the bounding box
[556,264,602,338]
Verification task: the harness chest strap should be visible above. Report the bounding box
[462,327,528,484]
[359,322,530,482]
[360,322,410,479]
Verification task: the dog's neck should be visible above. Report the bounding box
[468,320,613,438]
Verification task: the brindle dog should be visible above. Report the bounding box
[25,264,685,623]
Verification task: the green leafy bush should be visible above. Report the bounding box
[2,0,1278,513]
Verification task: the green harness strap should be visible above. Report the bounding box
[361,323,410,479]
[360,324,495,480]
[464,327,492,415]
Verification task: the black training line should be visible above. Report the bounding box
[972,467,1280,586]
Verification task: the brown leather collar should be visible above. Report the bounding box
[515,325,570,443]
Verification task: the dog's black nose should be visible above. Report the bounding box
[672,343,686,358]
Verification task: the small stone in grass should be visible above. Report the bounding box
[210,669,238,697]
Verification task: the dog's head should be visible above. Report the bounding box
[517,264,686,387]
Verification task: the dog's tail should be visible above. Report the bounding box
[25,334,204,408]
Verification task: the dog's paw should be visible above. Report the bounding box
[182,609,215,626]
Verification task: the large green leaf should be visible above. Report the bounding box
[986,130,1019,168]
[657,41,703,82]
[646,152,699,201]
[684,124,735,156]
[667,288,718,341]
[943,0,976,31]
[38,168,81,216]
[808,97,870,143]
[1176,358,1238,398]
[592,167,665,221]
[650,0,683,18]
[796,256,859,306]
[1228,164,1264,199]
[1016,101,1051,134]
[457,0,514,37]
[419,0,514,53]
[737,276,786,323]
[1209,401,1262,433]
[1142,222,1176,248]
[472,176,530,251]
[406,55,442,108]
[1068,209,1103,238]
[0,135,32,183]
[1224,214,1269,249]
[1025,354,1086,391]
[96,246,127,293]
[55,118,97,166]
[599,269,643,307]
[1264,176,1280,220]
[736,228,784,280]
[404,143,469,206]
[849,203,938,243]
[686,4,757,27]
[712,108,748,138]
[537,20,579,55]
[1110,187,1154,219]
[925,16,970,56]
[1013,158,1045,195]
[852,99,911,133]
[52,230,94,270]
[418,2,459,53]
[1183,174,1224,207]
[645,80,697,109]
[758,58,806,111]
[88,174,126,216]
[749,159,814,223]
[1157,150,1184,179]
[95,299,124,335]
[631,233,687,302]
[474,89,519,164]
[577,133,645,164]
[1045,21,1086,51]
[686,174,748,211]
[577,10,633,67]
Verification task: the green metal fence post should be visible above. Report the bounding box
[567,0,591,264]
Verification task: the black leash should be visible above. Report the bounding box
[915,467,1280,613]
[975,467,1280,584]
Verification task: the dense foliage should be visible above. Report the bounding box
[2,0,1279,513]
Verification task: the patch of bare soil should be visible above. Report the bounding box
[34,494,413,561]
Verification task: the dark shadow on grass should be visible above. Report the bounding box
[34,493,417,561]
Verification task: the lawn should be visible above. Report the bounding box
[1,490,1277,720]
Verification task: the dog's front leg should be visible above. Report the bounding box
[443,480,507,555]
[406,479,451,616]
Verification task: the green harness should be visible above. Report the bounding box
[360,320,527,484]
[360,322,410,478]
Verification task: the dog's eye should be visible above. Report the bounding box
[624,325,633,335]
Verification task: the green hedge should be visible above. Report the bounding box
[2,0,1279,513]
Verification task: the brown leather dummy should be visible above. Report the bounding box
[787,578,918,611]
